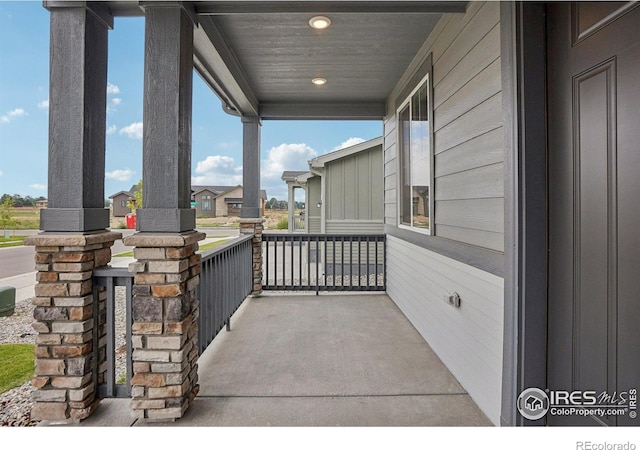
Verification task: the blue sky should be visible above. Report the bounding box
[0,1,382,201]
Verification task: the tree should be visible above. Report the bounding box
[1,196,15,235]
[126,179,143,212]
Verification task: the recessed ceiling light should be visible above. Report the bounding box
[309,16,331,30]
[312,77,327,86]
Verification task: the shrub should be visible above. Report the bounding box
[276,218,288,230]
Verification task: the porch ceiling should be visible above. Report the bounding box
[104,1,467,120]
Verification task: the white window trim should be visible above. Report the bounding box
[396,72,432,236]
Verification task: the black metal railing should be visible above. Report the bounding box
[91,235,254,398]
[262,233,386,293]
[92,266,134,399]
[196,235,253,354]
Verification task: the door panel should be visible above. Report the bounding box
[547,2,640,427]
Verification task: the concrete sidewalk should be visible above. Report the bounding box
[60,293,491,427]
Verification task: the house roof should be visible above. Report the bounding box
[281,171,308,182]
[108,190,133,199]
[192,185,267,200]
[309,136,383,168]
[192,185,238,195]
[93,1,462,120]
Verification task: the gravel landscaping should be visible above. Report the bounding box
[0,288,127,427]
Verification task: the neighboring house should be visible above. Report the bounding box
[35,199,48,208]
[108,184,140,217]
[192,185,267,218]
[282,137,383,234]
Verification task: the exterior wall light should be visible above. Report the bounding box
[312,77,327,86]
[309,16,331,30]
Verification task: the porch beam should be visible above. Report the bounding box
[241,117,262,219]
[40,3,112,232]
[195,2,468,15]
[195,16,260,117]
[259,102,387,120]
[137,4,196,232]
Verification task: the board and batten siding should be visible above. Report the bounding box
[382,1,504,425]
[386,235,504,424]
[307,177,322,233]
[325,146,384,232]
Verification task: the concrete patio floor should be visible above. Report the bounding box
[56,293,491,427]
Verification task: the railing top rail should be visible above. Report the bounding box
[93,266,134,278]
[200,234,253,261]
[262,233,386,239]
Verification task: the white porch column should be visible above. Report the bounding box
[287,184,295,233]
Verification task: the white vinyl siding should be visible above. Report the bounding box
[386,235,504,425]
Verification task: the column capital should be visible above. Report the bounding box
[140,1,198,26]
[43,1,114,29]
[241,115,262,125]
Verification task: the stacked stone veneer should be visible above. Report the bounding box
[122,231,205,421]
[239,218,264,295]
[24,231,122,422]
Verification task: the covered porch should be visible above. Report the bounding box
[64,293,490,426]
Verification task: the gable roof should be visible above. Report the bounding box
[309,136,383,169]
[192,185,267,200]
[109,190,133,199]
[281,171,308,182]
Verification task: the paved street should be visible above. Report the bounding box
[0,227,239,279]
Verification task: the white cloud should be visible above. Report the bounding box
[262,143,317,180]
[107,83,120,95]
[111,98,122,106]
[192,155,243,185]
[106,125,117,135]
[30,183,46,190]
[120,122,143,140]
[333,137,365,151]
[37,100,49,110]
[1,108,27,123]
[105,168,135,182]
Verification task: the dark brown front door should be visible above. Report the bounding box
[547,2,640,426]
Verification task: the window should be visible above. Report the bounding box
[121,200,126,208]
[201,195,212,211]
[398,74,432,233]
[229,203,242,209]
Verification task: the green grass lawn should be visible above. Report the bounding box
[198,238,231,252]
[112,237,232,258]
[0,344,35,395]
[0,234,27,248]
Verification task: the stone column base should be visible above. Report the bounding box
[123,231,205,421]
[238,218,264,295]
[24,231,122,422]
